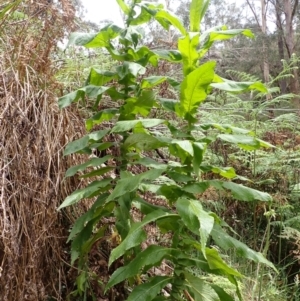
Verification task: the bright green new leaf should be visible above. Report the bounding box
[141,76,167,88]
[178,61,215,119]
[178,33,200,76]
[155,10,186,35]
[111,119,165,133]
[116,0,130,15]
[65,156,112,178]
[126,276,171,301]
[211,166,237,179]
[109,210,173,266]
[211,79,267,93]
[107,245,178,289]
[206,248,241,277]
[190,0,210,32]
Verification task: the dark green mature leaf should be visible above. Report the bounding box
[211,224,276,270]
[208,180,272,202]
[109,210,174,265]
[222,182,272,202]
[116,61,146,80]
[58,179,111,209]
[86,108,119,131]
[124,133,166,151]
[184,272,219,301]
[123,90,156,116]
[106,169,165,203]
[64,130,109,156]
[65,156,112,178]
[87,69,117,86]
[211,285,235,301]
[218,134,273,150]
[67,193,109,242]
[66,24,122,48]
[126,276,171,301]
[107,245,178,289]
[177,198,214,257]
[58,85,110,109]
[63,136,89,156]
[178,61,215,119]
[153,49,182,62]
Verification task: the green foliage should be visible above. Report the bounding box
[59,0,276,300]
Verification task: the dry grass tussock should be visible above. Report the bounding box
[0,1,87,300]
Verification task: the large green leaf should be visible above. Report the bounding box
[65,156,113,178]
[86,108,119,131]
[126,276,171,301]
[211,285,235,301]
[190,0,210,32]
[218,134,273,150]
[178,33,200,76]
[116,0,130,15]
[199,27,254,58]
[141,76,167,88]
[155,10,186,35]
[177,198,214,258]
[153,49,182,62]
[206,248,241,277]
[111,119,165,133]
[58,179,112,209]
[123,90,156,116]
[178,61,215,119]
[124,133,167,151]
[106,169,165,203]
[109,210,173,265]
[211,79,267,93]
[63,130,109,156]
[87,69,117,86]
[58,85,110,109]
[211,224,276,270]
[184,272,220,301]
[107,245,178,289]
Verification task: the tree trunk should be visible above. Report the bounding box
[275,0,287,93]
[283,0,300,107]
[261,0,270,83]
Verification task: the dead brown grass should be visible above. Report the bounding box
[0,1,86,300]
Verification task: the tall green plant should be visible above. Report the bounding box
[59,0,276,300]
